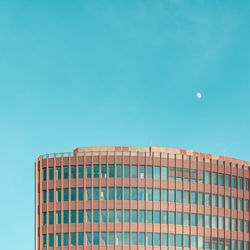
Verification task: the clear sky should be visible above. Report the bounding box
[0,0,250,249]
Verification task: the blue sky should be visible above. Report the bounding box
[0,0,250,249]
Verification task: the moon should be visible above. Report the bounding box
[196,93,202,99]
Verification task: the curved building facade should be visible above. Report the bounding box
[35,146,250,249]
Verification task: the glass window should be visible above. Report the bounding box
[78,166,84,178]
[191,236,196,248]
[86,166,91,178]
[198,192,203,205]
[71,166,76,179]
[139,210,145,223]
[154,189,160,201]
[169,167,175,180]
[124,165,130,178]
[71,210,76,223]
[176,234,182,248]
[101,233,107,245]
[86,188,91,201]
[78,188,84,201]
[176,212,182,225]
[132,165,137,178]
[225,174,230,187]
[205,215,210,228]
[245,199,249,212]
[198,170,203,183]
[183,168,189,181]
[56,211,61,224]
[63,189,69,202]
[225,217,230,230]
[232,197,236,210]
[146,188,152,201]
[124,233,130,245]
[49,168,54,180]
[244,220,249,233]
[93,210,99,223]
[101,165,107,178]
[139,233,145,246]
[191,169,197,182]
[191,213,197,226]
[109,165,114,178]
[101,210,107,223]
[132,210,138,223]
[154,167,160,179]
[219,216,223,229]
[86,233,91,245]
[139,166,145,179]
[176,168,183,181]
[183,191,189,204]
[116,210,122,223]
[109,232,114,245]
[161,211,167,224]
[161,189,167,202]
[218,195,224,208]
[86,210,91,223]
[124,210,130,223]
[147,166,152,179]
[71,188,76,201]
[176,190,182,203]
[238,219,242,232]
[43,190,47,203]
[132,233,138,246]
[78,210,84,223]
[64,167,69,179]
[116,165,122,178]
[212,215,217,228]
[49,190,54,202]
[147,233,153,246]
[154,233,160,246]
[116,232,122,245]
[154,211,160,224]
[43,235,47,247]
[169,190,175,202]
[93,233,99,245]
[124,187,130,200]
[198,214,203,227]
[212,194,217,207]
[184,235,189,248]
[56,167,61,180]
[162,233,168,246]
[109,187,114,200]
[169,212,175,224]
[109,210,114,223]
[43,169,47,181]
[238,177,243,189]
[232,176,236,188]
[162,167,167,180]
[71,233,76,246]
[244,178,249,191]
[56,233,61,247]
[212,172,217,185]
[146,210,152,223]
[225,196,230,209]
[101,187,107,200]
[93,165,99,178]
[218,173,224,186]
[63,211,69,224]
[238,198,242,211]
[205,171,210,184]
[43,212,47,225]
[169,234,175,247]
[232,218,236,231]
[63,233,69,246]
[191,191,197,204]
[139,188,145,201]
[132,188,138,200]
[198,236,203,249]
[183,213,189,226]
[116,187,122,200]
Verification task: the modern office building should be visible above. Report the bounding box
[35,146,249,249]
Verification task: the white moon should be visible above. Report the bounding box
[196,93,202,99]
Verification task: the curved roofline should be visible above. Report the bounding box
[74,146,249,165]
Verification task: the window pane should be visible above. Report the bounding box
[101,233,107,245]
[109,232,114,245]
[71,188,76,201]
[124,233,130,245]
[56,167,61,180]
[63,211,69,224]
[154,211,160,224]
[154,167,160,179]
[64,189,69,202]
[198,192,203,205]
[71,210,76,223]
[78,166,84,178]
[132,233,137,245]
[132,188,138,200]
[78,210,84,223]
[218,173,224,186]
[116,210,122,223]
[116,165,122,178]
[161,211,168,224]
[176,190,182,203]
[205,171,210,184]
[183,213,189,225]
[161,189,167,202]
[154,189,160,201]
[64,167,69,179]
[86,233,91,245]
[124,188,130,200]
[109,210,115,223]
[93,233,99,245]
[146,188,152,201]
[146,211,152,223]
[49,168,54,180]
[109,187,114,200]
[169,212,175,224]
[101,165,107,178]
[116,187,122,200]
[139,233,145,246]
[176,212,182,225]
[169,167,175,180]
[86,188,91,201]
[93,165,99,178]
[101,210,107,223]
[116,232,122,245]
[154,233,160,246]
[109,165,114,178]
[132,210,138,223]
[162,167,167,180]
[78,188,84,201]
[139,166,145,179]
[101,188,106,200]
[124,165,130,178]
[139,210,145,223]
[124,210,130,223]
[93,210,99,223]
[86,166,91,178]
[191,192,197,204]
[147,166,152,179]
[71,233,76,246]
[184,191,189,204]
[139,188,145,201]
[147,233,153,246]
[169,190,175,202]
[71,166,76,179]
[86,210,91,223]
[132,166,138,178]
[63,233,69,246]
